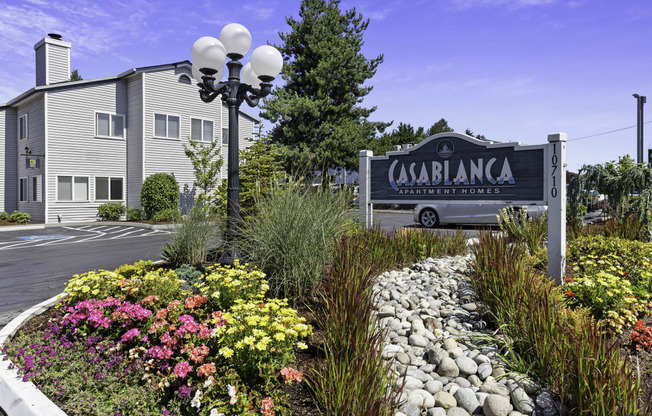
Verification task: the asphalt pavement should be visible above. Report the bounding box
[0,225,171,329]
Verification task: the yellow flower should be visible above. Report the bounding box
[274,332,285,341]
[219,347,234,358]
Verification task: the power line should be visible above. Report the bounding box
[568,120,652,142]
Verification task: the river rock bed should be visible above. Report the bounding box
[374,254,565,416]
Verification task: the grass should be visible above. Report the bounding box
[471,231,643,415]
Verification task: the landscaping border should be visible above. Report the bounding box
[0,293,67,416]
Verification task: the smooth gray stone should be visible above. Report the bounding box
[436,357,460,377]
[442,338,458,351]
[536,390,555,409]
[420,363,435,373]
[381,344,403,359]
[403,375,424,390]
[427,408,447,416]
[406,369,429,383]
[399,401,421,416]
[483,394,511,416]
[455,356,479,376]
[378,305,396,318]
[454,377,471,388]
[425,379,444,395]
[408,389,435,408]
[477,362,492,380]
[447,407,471,416]
[455,388,481,414]
[508,384,535,414]
[473,354,491,365]
[428,347,448,365]
[396,352,411,365]
[462,302,478,311]
[480,380,510,397]
[433,390,457,409]
[409,334,429,348]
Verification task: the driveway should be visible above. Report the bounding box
[0,225,171,329]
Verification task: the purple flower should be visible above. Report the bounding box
[177,385,191,400]
[120,328,140,342]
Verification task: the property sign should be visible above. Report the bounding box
[368,134,545,203]
[26,157,40,169]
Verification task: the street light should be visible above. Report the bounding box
[191,23,283,264]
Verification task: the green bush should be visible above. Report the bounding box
[241,179,351,300]
[152,208,181,223]
[9,210,31,224]
[0,211,9,221]
[497,206,548,255]
[174,263,207,291]
[97,202,125,221]
[126,207,142,221]
[140,173,180,219]
[161,205,219,267]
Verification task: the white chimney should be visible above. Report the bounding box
[34,34,71,86]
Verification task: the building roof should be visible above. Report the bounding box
[0,60,260,122]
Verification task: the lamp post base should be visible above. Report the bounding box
[218,245,241,265]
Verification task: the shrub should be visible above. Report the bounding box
[9,210,31,224]
[140,173,180,219]
[0,211,9,221]
[152,208,181,223]
[174,264,207,291]
[241,179,350,300]
[97,202,125,221]
[161,205,219,267]
[497,206,548,254]
[126,207,143,221]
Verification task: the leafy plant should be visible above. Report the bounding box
[497,207,548,255]
[631,320,652,352]
[161,205,219,267]
[152,208,181,223]
[174,264,207,291]
[0,211,9,221]
[140,173,180,220]
[9,210,31,224]
[126,207,143,221]
[97,202,125,221]
[183,139,223,208]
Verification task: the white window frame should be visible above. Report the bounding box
[95,176,125,201]
[19,114,28,140]
[190,118,214,142]
[153,113,181,140]
[19,177,28,202]
[95,111,125,139]
[56,175,90,202]
[222,127,229,145]
[31,175,42,203]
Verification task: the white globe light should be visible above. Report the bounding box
[192,64,224,84]
[191,36,226,72]
[240,63,261,89]
[219,23,252,57]
[250,45,283,80]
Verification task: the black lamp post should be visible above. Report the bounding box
[191,23,283,264]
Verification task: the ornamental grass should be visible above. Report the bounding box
[471,231,643,415]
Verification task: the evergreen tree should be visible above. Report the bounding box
[260,0,389,173]
[426,118,454,136]
[70,69,83,81]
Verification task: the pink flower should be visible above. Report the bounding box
[197,362,216,377]
[280,367,303,384]
[121,328,141,342]
[261,397,275,416]
[173,361,192,379]
[149,345,174,360]
[227,384,238,405]
[190,345,210,364]
[197,324,213,339]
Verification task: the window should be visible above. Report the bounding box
[154,114,180,139]
[222,128,229,145]
[19,178,28,202]
[178,74,192,84]
[191,118,214,142]
[96,113,124,138]
[31,176,42,202]
[19,114,28,140]
[95,177,124,201]
[57,176,89,201]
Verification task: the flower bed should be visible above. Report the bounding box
[2,260,311,416]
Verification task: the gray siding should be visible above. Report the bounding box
[143,68,225,210]
[47,43,70,85]
[47,82,128,223]
[2,108,17,214]
[127,74,143,208]
[220,104,257,182]
[16,96,46,222]
[35,46,46,86]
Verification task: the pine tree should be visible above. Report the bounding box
[260,0,389,173]
[70,69,83,81]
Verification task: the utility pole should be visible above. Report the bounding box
[634,94,646,163]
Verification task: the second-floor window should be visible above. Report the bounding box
[19,114,28,140]
[154,114,180,139]
[96,113,124,138]
[191,118,214,142]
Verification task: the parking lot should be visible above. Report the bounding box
[0,225,171,329]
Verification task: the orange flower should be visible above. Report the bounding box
[185,295,208,310]
[197,362,216,377]
[564,277,574,283]
[564,290,576,298]
[190,345,210,363]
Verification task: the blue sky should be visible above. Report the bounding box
[0,0,650,171]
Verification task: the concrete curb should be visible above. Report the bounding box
[0,294,67,416]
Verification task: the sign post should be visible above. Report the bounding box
[547,133,567,285]
[359,150,373,229]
